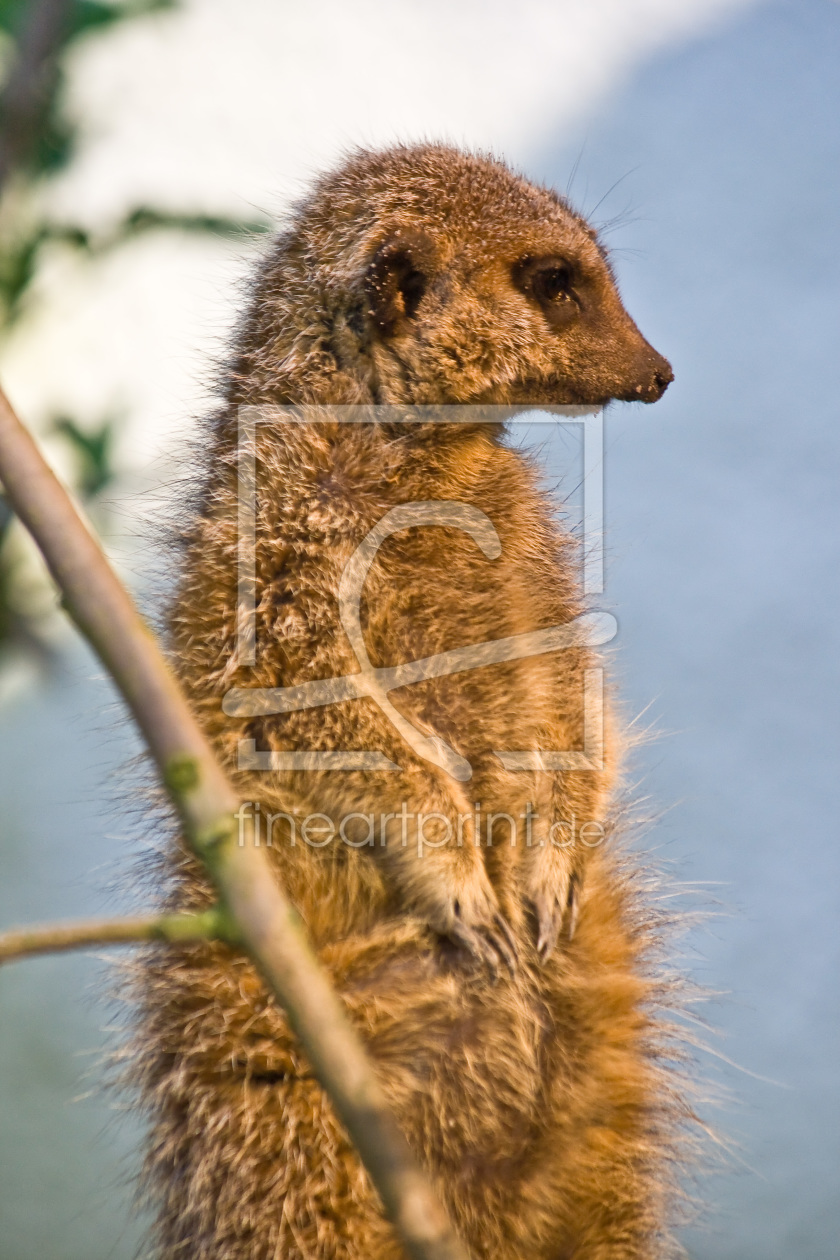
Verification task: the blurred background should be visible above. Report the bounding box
[0,0,838,1256]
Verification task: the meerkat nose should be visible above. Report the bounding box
[632,348,673,403]
[651,354,674,397]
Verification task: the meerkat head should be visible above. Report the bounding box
[247,144,672,409]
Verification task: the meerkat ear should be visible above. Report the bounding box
[364,230,435,337]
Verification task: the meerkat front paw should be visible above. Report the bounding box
[415,859,518,977]
[525,854,580,962]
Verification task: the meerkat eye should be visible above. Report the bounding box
[534,264,572,303]
[512,255,579,327]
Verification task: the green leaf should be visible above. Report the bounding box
[52,415,116,497]
[120,206,271,240]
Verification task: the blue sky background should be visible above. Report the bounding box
[537,3,840,1254]
[0,1,838,1256]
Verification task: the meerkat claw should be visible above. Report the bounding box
[534,873,580,961]
[492,913,519,975]
[448,920,501,980]
[532,894,564,962]
[447,915,518,981]
[566,872,581,943]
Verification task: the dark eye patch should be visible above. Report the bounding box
[512,255,579,328]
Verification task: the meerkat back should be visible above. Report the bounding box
[131,144,690,1260]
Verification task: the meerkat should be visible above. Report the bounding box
[130,144,689,1260]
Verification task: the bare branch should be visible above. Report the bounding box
[0,908,232,965]
[0,384,468,1260]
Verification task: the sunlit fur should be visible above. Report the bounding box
[126,144,696,1259]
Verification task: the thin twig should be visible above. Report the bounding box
[0,384,468,1260]
[0,910,231,965]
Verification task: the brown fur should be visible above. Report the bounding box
[129,144,691,1259]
